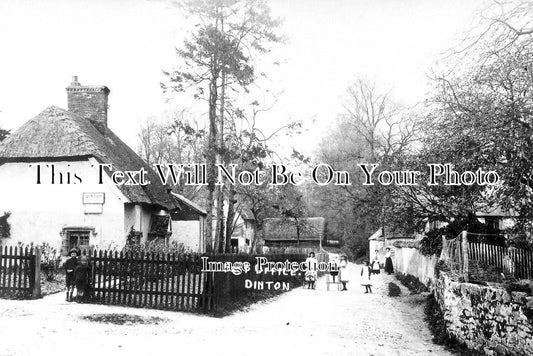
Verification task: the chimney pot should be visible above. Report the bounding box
[71,76,80,86]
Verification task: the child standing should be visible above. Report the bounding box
[64,248,79,301]
[304,252,318,289]
[361,260,372,293]
[371,256,381,275]
[74,256,91,301]
[339,255,349,291]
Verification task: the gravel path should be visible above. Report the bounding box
[0,263,453,356]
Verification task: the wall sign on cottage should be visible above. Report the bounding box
[82,192,105,204]
[83,192,105,214]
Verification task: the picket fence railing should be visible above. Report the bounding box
[440,232,533,280]
[0,246,40,299]
[85,250,306,313]
[468,242,533,280]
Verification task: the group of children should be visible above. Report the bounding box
[65,248,91,302]
[304,253,350,290]
[305,247,394,294]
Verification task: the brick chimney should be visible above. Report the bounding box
[66,76,110,133]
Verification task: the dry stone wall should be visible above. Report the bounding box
[434,272,533,355]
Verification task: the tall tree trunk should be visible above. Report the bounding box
[204,73,219,253]
[214,70,226,253]
[296,218,301,248]
[225,186,236,253]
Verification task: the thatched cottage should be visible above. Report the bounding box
[0,77,206,254]
[262,217,326,250]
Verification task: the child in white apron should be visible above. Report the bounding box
[361,260,372,293]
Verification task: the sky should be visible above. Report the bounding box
[0,0,487,156]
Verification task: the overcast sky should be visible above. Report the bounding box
[0,0,487,155]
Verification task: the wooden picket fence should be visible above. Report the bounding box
[87,250,212,312]
[0,246,40,299]
[85,250,306,314]
[468,242,533,280]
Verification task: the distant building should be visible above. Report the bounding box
[368,227,416,257]
[0,77,205,253]
[370,207,518,256]
[169,192,206,252]
[475,207,516,231]
[229,207,255,253]
[262,217,326,250]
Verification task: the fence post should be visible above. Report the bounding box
[440,236,447,261]
[31,247,41,298]
[461,231,469,282]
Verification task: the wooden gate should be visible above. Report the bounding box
[0,246,40,299]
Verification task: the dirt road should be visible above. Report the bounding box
[0,263,453,356]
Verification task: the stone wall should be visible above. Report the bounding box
[434,272,533,355]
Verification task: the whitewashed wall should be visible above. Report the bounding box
[391,245,438,285]
[171,220,201,252]
[0,159,128,250]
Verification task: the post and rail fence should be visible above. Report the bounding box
[0,246,40,299]
[440,231,533,280]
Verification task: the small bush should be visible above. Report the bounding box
[388,282,401,297]
[40,242,62,281]
[504,280,533,295]
[122,240,191,255]
[395,273,428,294]
[434,260,450,277]
[468,259,515,284]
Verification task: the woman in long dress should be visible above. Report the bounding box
[304,252,318,289]
[384,247,394,274]
[339,255,349,291]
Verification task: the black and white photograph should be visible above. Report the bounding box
[1,0,533,355]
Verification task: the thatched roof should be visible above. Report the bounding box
[0,106,178,210]
[263,217,326,241]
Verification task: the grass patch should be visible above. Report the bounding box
[395,273,429,294]
[80,313,169,325]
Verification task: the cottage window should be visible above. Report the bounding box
[60,227,95,255]
[147,214,171,245]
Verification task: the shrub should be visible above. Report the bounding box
[122,240,192,255]
[40,242,62,281]
[503,280,533,296]
[434,260,450,277]
[388,282,401,297]
[468,259,515,284]
[0,211,11,239]
[395,273,428,294]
